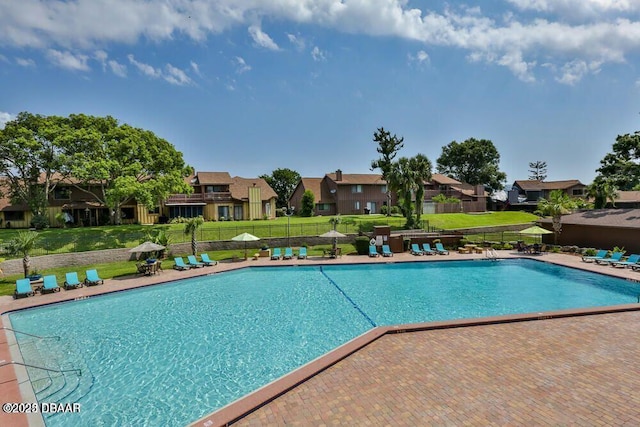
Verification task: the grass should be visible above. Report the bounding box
[0,243,357,297]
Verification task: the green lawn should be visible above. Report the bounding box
[0,243,357,297]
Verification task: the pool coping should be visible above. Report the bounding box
[1,251,640,426]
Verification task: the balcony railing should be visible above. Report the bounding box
[166,192,233,204]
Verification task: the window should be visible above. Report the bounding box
[572,189,584,196]
[351,185,362,193]
[354,201,360,210]
[317,203,330,211]
[381,185,388,193]
[54,187,71,200]
[4,211,24,221]
[148,206,160,214]
[169,206,203,219]
[264,203,271,216]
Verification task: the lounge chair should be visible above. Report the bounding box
[369,245,379,257]
[271,248,282,260]
[594,251,624,265]
[41,275,61,294]
[14,278,35,299]
[64,272,83,290]
[200,253,217,266]
[187,255,205,268]
[382,245,393,257]
[422,243,436,255]
[173,257,191,270]
[410,244,424,256]
[582,250,608,263]
[611,254,640,268]
[298,247,307,259]
[435,243,449,255]
[283,247,294,260]
[85,269,104,286]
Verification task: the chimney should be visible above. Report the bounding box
[474,184,484,196]
[335,169,343,181]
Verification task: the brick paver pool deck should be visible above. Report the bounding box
[2,251,640,426]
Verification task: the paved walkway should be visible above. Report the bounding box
[2,250,640,426]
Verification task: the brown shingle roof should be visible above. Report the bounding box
[299,178,324,200]
[615,191,640,203]
[430,174,461,185]
[194,172,233,185]
[514,180,584,191]
[325,173,386,185]
[539,209,640,228]
[229,177,277,201]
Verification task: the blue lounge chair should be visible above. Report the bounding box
[611,254,640,268]
[435,243,450,255]
[581,249,608,263]
[187,255,205,268]
[595,251,624,265]
[382,245,393,257]
[14,278,34,299]
[298,247,307,259]
[42,275,61,294]
[85,269,104,286]
[173,257,191,270]
[369,245,379,257]
[283,247,294,260]
[64,272,83,290]
[422,243,436,255]
[410,244,424,256]
[271,248,282,260]
[200,253,217,266]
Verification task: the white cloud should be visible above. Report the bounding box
[311,46,325,61]
[190,61,202,77]
[248,25,280,50]
[287,33,305,50]
[164,64,193,86]
[234,56,251,74]
[128,54,162,78]
[0,112,13,129]
[2,1,640,82]
[46,49,90,71]
[409,50,430,65]
[15,57,36,67]
[127,54,191,85]
[555,59,602,85]
[108,60,127,77]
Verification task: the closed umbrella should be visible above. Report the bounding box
[129,241,166,253]
[231,233,260,260]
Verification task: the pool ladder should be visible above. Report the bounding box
[486,248,499,261]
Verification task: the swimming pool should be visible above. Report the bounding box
[8,259,639,426]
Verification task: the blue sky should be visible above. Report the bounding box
[2,1,640,187]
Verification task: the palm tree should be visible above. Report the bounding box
[183,216,204,256]
[8,231,40,278]
[586,179,618,209]
[408,154,433,227]
[535,190,577,245]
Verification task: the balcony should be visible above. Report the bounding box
[166,192,233,204]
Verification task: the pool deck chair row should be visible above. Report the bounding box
[174,254,218,270]
[15,270,105,298]
[411,243,448,256]
[270,248,307,260]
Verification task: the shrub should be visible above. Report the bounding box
[583,248,597,256]
[502,243,513,250]
[390,206,401,215]
[300,190,315,217]
[354,236,370,255]
[491,242,503,250]
[30,214,49,230]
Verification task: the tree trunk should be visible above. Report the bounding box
[552,216,562,245]
[191,233,197,256]
[23,254,30,278]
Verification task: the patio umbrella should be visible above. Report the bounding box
[231,232,260,259]
[129,241,166,253]
[319,229,346,253]
[519,225,553,243]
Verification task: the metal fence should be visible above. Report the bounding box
[0,217,415,259]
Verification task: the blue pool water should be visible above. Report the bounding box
[8,259,639,426]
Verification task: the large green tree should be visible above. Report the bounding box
[370,127,405,217]
[0,112,71,220]
[259,168,301,208]
[535,190,577,245]
[436,138,506,193]
[60,114,193,224]
[300,190,315,217]
[387,154,432,229]
[586,177,618,209]
[595,131,640,191]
